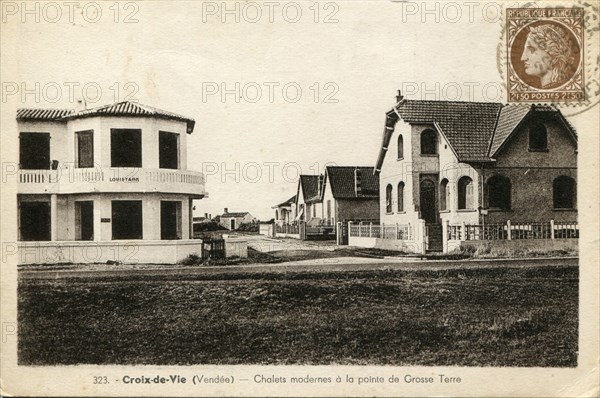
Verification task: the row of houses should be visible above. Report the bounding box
[13,91,578,263]
[272,166,380,239]
[273,92,578,253]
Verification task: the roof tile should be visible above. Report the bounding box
[326,166,379,199]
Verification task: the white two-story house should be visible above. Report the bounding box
[16,101,207,264]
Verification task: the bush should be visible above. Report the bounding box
[237,222,259,232]
[179,253,203,266]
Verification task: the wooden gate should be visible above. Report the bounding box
[426,224,443,252]
[202,238,225,260]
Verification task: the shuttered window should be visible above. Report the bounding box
[76,130,94,168]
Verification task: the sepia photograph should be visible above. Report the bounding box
[1,0,598,396]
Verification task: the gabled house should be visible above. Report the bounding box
[320,166,380,225]
[219,208,256,230]
[372,94,577,251]
[295,175,321,223]
[272,195,296,225]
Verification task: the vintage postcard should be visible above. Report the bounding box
[1,0,599,396]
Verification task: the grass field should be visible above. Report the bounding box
[18,265,578,366]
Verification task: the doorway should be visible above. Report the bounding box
[161,201,182,240]
[420,178,437,224]
[76,201,94,240]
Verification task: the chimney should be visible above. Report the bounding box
[205,213,208,219]
[75,98,87,112]
[224,208,228,214]
[354,167,362,196]
[395,90,404,103]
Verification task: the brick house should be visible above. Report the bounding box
[356,95,577,252]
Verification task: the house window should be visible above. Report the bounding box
[76,130,94,168]
[440,179,449,210]
[487,175,511,210]
[19,200,51,241]
[327,200,332,221]
[161,201,182,240]
[112,200,143,239]
[111,129,142,167]
[553,176,575,209]
[397,182,405,212]
[75,201,94,241]
[397,134,404,159]
[457,176,474,210]
[312,204,316,218]
[421,129,437,155]
[529,121,548,151]
[386,184,393,213]
[19,133,50,170]
[159,131,179,169]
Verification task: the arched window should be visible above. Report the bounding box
[397,134,404,159]
[529,121,548,151]
[553,176,575,209]
[421,129,437,155]
[440,179,449,210]
[275,210,279,220]
[458,176,473,210]
[487,175,511,210]
[386,184,393,213]
[397,182,405,212]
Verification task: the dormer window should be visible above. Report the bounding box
[529,121,548,152]
[421,129,437,155]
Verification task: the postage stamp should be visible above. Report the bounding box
[506,8,585,102]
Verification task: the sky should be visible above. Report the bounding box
[2,0,597,219]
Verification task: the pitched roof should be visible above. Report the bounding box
[298,175,320,201]
[17,108,73,120]
[273,195,296,208]
[488,104,531,156]
[17,101,196,133]
[221,212,251,218]
[375,99,577,172]
[394,100,503,162]
[326,166,379,199]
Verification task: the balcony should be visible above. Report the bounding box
[18,166,207,197]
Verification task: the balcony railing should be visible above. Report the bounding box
[18,167,207,197]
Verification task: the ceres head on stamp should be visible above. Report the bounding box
[514,22,580,90]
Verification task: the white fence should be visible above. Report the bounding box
[349,223,413,240]
[447,220,578,241]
